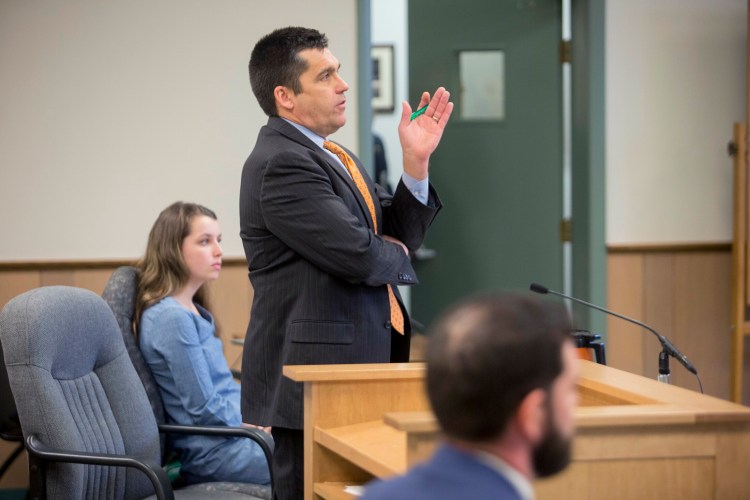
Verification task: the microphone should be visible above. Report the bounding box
[529,282,698,375]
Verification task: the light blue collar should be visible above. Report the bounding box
[281,118,348,174]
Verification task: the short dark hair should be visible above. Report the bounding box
[425,293,571,443]
[249,26,329,116]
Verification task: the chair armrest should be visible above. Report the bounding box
[158,423,274,497]
[26,434,174,500]
[158,423,273,456]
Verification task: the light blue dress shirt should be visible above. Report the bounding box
[139,296,270,485]
[283,118,430,205]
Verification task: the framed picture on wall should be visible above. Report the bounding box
[371,45,395,112]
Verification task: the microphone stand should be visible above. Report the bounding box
[529,283,700,388]
[658,350,671,384]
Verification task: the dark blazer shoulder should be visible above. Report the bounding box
[361,444,522,500]
[248,117,333,167]
[265,116,319,150]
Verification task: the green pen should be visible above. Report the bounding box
[410,104,428,121]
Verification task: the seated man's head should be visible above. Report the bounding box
[426,293,578,479]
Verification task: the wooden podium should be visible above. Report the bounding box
[285,360,750,499]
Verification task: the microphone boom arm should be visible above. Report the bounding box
[532,284,698,375]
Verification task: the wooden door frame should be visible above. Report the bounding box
[729,0,750,403]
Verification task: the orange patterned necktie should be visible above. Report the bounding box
[323,140,405,335]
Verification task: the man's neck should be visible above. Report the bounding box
[450,437,533,480]
[281,116,326,142]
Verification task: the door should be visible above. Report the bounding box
[410,0,564,324]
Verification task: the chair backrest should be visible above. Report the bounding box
[0,286,162,499]
[101,266,167,426]
[0,337,21,441]
[0,336,23,484]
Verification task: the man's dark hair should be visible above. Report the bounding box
[249,27,329,117]
[426,293,571,443]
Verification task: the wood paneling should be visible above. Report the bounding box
[0,261,252,353]
[674,253,733,395]
[607,248,734,401]
[642,253,675,382]
[206,266,254,373]
[0,441,27,489]
[608,243,732,253]
[0,271,40,309]
[607,254,646,375]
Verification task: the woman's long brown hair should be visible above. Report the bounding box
[134,201,218,336]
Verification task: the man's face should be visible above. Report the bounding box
[285,48,349,137]
[533,341,579,478]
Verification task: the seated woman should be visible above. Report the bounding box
[135,201,271,486]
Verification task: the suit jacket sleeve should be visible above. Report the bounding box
[259,149,438,287]
[378,178,441,252]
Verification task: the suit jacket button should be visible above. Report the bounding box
[384,321,392,329]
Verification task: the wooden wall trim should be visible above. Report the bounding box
[0,257,248,271]
[606,248,734,402]
[0,260,136,271]
[608,242,732,254]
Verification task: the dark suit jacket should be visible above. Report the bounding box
[239,117,441,429]
[361,444,524,500]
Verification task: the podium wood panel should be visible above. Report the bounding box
[285,361,750,499]
[285,363,429,499]
[314,422,405,477]
[312,482,358,500]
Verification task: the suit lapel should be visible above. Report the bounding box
[268,118,378,233]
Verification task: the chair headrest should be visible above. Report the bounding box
[101,266,139,328]
[0,286,124,380]
[101,266,168,426]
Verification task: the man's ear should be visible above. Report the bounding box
[515,388,547,444]
[274,85,295,111]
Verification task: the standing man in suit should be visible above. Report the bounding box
[239,26,453,499]
[362,293,579,500]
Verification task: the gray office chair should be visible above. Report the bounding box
[0,338,23,483]
[101,266,273,498]
[102,266,168,426]
[0,286,271,500]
